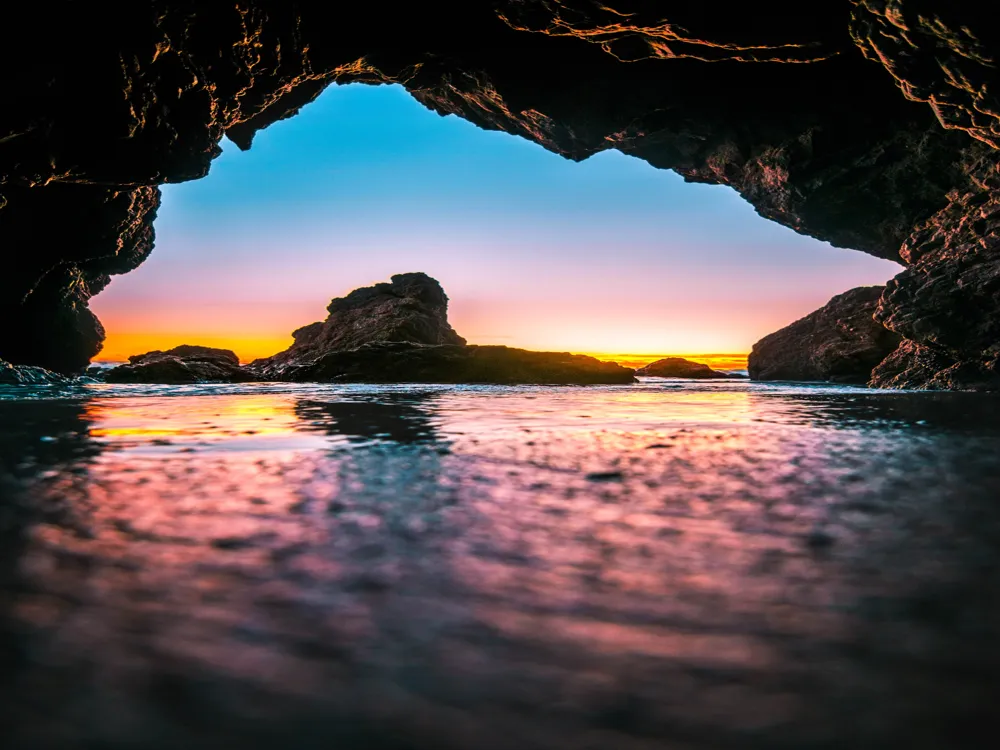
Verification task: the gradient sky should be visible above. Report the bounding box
[91,83,902,364]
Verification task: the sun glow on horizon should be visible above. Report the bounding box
[94,328,748,372]
[95,333,294,364]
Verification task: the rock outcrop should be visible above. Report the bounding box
[258,341,635,385]
[749,287,903,384]
[0,358,68,385]
[104,345,259,384]
[252,273,466,379]
[250,274,634,384]
[870,340,1000,391]
[3,3,1000,387]
[636,358,732,379]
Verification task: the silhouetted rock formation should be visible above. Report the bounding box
[250,274,634,384]
[3,4,1000,387]
[749,287,903,384]
[0,359,68,385]
[252,273,465,379]
[636,358,731,379]
[0,185,159,374]
[261,341,635,385]
[104,345,258,384]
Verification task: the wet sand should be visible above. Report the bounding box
[1,380,999,748]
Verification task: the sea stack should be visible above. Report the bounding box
[251,273,465,380]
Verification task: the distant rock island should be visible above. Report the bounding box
[636,357,739,379]
[103,345,259,384]
[100,274,636,385]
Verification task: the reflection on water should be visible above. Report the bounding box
[1,380,999,749]
[296,391,443,444]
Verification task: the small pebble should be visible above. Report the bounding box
[586,471,624,482]
[806,528,836,550]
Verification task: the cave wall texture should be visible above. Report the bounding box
[1,1,998,386]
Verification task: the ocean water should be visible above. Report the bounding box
[1,379,999,749]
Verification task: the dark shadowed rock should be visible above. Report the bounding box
[749,287,903,384]
[252,273,466,379]
[0,358,68,385]
[636,358,731,379]
[870,340,1000,392]
[263,341,635,385]
[130,345,240,368]
[0,185,159,374]
[871,155,1000,389]
[104,345,258,384]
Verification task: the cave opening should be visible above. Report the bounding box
[5,6,1000,747]
[87,83,901,373]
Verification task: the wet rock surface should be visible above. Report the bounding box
[636,357,731,379]
[870,340,1000,391]
[1,381,999,748]
[0,358,67,385]
[749,287,904,384]
[2,3,1000,385]
[104,345,259,384]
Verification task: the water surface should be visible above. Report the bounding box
[1,380,998,749]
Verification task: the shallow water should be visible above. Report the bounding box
[1,379,999,749]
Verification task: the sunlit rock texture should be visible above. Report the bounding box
[2,2,1000,385]
[749,287,904,384]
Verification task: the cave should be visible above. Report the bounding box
[2,2,1000,389]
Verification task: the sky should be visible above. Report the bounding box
[91,83,901,366]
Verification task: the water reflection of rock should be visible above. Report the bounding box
[294,392,443,444]
[0,397,103,736]
[0,398,101,479]
[750,389,1000,432]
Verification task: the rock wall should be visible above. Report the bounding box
[2,2,999,383]
[749,287,903,384]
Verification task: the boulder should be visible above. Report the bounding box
[636,357,732,379]
[261,341,635,385]
[104,345,258,384]
[749,287,903,384]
